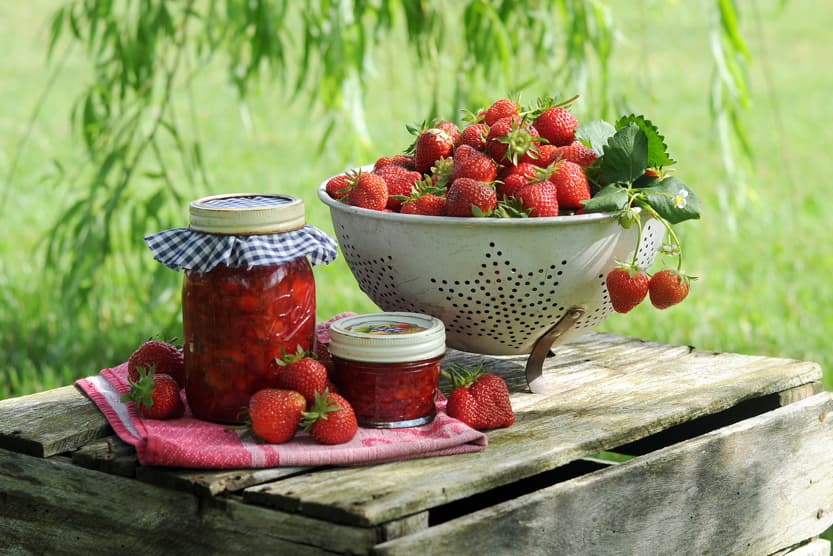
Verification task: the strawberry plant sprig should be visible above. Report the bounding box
[579,115,700,311]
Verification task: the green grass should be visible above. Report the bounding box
[2,0,831,401]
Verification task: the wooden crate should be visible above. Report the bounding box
[1,333,831,555]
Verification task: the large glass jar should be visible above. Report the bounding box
[144,193,338,424]
[183,259,315,422]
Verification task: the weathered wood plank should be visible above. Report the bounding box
[136,464,315,497]
[242,335,823,527]
[0,447,377,555]
[0,385,110,457]
[372,392,833,556]
[72,435,138,477]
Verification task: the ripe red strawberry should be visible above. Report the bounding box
[302,390,358,445]
[325,173,353,200]
[374,165,421,211]
[532,143,560,168]
[496,162,539,199]
[443,364,514,430]
[373,154,415,171]
[515,180,560,217]
[485,116,540,166]
[347,172,388,211]
[449,145,498,182]
[414,127,455,174]
[245,388,307,444]
[434,119,460,144]
[401,192,448,216]
[484,98,519,126]
[550,160,590,211]
[127,340,184,386]
[534,106,578,146]
[446,178,497,217]
[554,141,598,167]
[455,122,488,151]
[606,264,649,313]
[398,178,448,216]
[121,367,184,420]
[276,348,329,404]
[648,269,692,309]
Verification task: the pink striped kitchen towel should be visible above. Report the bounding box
[75,363,487,469]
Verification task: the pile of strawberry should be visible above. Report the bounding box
[121,341,358,445]
[121,339,515,437]
[325,96,594,218]
[325,94,701,313]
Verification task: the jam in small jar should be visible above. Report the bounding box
[327,312,446,428]
[145,193,338,424]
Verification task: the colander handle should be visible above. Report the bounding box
[525,306,585,394]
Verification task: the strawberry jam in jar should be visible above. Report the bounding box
[327,312,446,428]
[146,193,337,424]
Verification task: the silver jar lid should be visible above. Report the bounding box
[327,312,446,363]
[189,194,305,235]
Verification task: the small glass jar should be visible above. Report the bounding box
[327,312,446,428]
[153,193,333,424]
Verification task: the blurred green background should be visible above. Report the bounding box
[1,0,831,398]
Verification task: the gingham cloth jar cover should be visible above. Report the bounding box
[144,194,338,272]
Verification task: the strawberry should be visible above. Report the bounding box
[244,388,307,444]
[373,154,415,171]
[276,347,329,404]
[485,116,541,166]
[434,119,460,144]
[443,364,514,430]
[606,264,649,313]
[533,106,578,147]
[455,122,488,151]
[302,390,358,445]
[446,178,497,217]
[515,180,559,217]
[374,165,421,211]
[127,339,185,386]
[414,127,455,174]
[449,145,498,182]
[325,173,353,200]
[398,178,448,216]
[532,143,560,168]
[347,171,388,211]
[401,191,448,216]
[496,162,540,199]
[554,141,598,167]
[121,366,184,420]
[648,269,692,309]
[550,160,590,211]
[484,98,519,126]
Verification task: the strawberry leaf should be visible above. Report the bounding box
[615,114,676,168]
[597,124,648,184]
[581,184,629,213]
[575,119,616,155]
[639,176,700,224]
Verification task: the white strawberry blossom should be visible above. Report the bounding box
[673,189,688,209]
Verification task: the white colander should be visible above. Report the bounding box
[317,172,663,388]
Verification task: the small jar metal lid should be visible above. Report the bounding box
[189,194,306,235]
[327,312,446,363]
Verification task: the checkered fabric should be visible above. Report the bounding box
[145,225,338,272]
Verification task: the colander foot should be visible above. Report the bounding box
[525,306,585,394]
